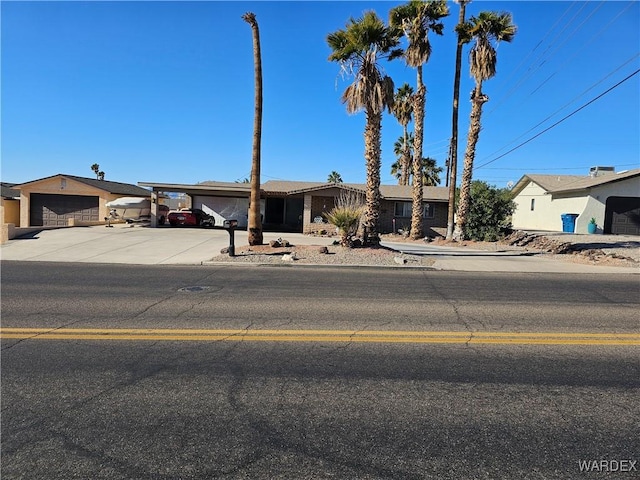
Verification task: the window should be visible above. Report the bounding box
[530,199,535,211]
[394,202,434,218]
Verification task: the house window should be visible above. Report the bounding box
[530,198,535,211]
[394,202,434,218]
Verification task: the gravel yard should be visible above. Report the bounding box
[208,231,639,268]
[209,243,436,267]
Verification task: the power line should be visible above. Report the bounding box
[478,54,640,161]
[474,68,640,171]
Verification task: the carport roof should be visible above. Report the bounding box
[15,174,151,196]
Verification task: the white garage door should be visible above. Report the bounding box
[192,196,251,228]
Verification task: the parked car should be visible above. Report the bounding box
[167,208,215,227]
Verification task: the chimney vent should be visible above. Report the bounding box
[589,166,615,177]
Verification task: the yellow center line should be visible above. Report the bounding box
[1,328,639,345]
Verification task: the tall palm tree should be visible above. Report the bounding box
[242,12,264,245]
[390,0,449,239]
[391,83,414,186]
[446,0,470,240]
[327,11,400,245]
[453,11,516,241]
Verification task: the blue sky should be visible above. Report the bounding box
[2,1,639,189]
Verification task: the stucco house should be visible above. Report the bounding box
[511,167,640,235]
[139,180,449,236]
[13,174,152,227]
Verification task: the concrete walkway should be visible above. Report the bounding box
[1,225,637,274]
[380,241,639,274]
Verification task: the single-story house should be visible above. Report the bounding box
[139,180,450,236]
[511,166,640,235]
[13,174,152,227]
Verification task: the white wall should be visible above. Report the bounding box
[512,182,587,232]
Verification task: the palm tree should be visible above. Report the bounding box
[391,83,414,186]
[420,156,442,186]
[392,132,414,184]
[446,0,470,240]
[90,163,100,179]
[242,12,264,245]
[390,0,449,239]
[392,146,442,186]
[327,171,343,183]
[453,11,516,241]
[327,11,400,245]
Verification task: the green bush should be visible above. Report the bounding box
[462,181,515,242]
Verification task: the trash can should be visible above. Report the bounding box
[561,213,579,233]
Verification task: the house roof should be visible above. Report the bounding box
[1,182,20,199]
[14,174,151,196]
[260,180,448,201]
[512,168,640,196]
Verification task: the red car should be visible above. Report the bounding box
[167,208,215,227]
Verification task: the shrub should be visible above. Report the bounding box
[323,191,365,247]
[462,181,515,241]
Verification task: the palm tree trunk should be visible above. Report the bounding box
[453,82,487,241]
[243,12,263,246]
[401,125,410,186]
[410,66,425,240]
[363,108,382,246]
[446,0,468,240]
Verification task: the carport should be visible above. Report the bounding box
[138,181,252,228]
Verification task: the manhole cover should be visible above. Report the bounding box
[178,286,211,293]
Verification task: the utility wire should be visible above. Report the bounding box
[479,54,640,160]
[474,68,640,171]
[489,1,589,113]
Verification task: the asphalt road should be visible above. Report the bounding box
[2,262,639,479]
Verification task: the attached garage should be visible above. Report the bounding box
[14,174,152,227]
[605,196,640,235]
[30,193,99,226]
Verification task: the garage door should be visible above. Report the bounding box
[30,193,99,226]
[604,196,640,235]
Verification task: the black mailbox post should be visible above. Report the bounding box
[223,219,238,256]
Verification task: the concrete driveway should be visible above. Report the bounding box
[0,225,334,265]
[2,225,638,273]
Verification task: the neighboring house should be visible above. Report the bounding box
[1,182,21,226]
[139,180,449,236]
[511,167,640,235]
[13,174,151,227]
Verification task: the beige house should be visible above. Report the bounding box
[139,180,450,236]
[511,167,640,235]
[13,174,151,227]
